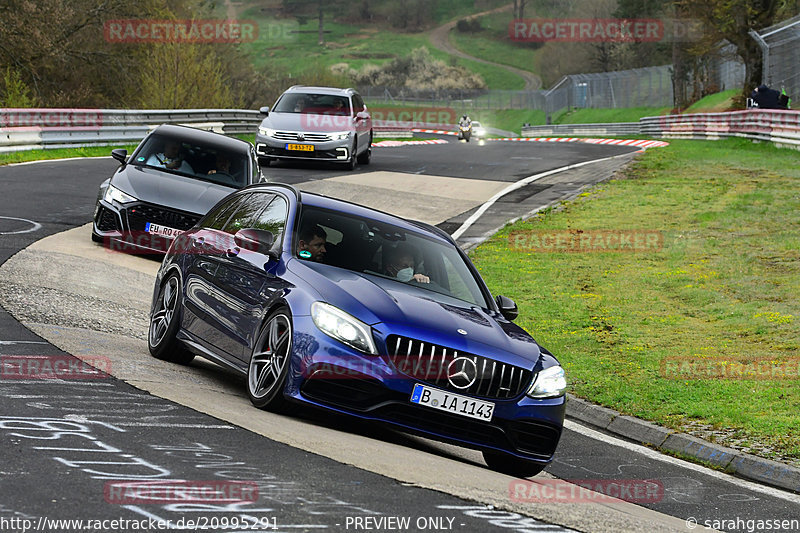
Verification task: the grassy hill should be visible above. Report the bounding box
[233,1,527,90]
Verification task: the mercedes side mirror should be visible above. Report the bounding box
[495,295,519,321]
[234,228,275,256]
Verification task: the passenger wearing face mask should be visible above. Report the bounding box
[384,244,430,284]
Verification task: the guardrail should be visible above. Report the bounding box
[520,109,800,149]
[522,122,641,137]
[0,108,425,152]
[640,109,800,147]
[0,108,262,153]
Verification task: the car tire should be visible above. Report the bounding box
[148,273,195,365]
[247,307,292,412]
[482,450,546,478]
[357,132,372,165]
[342,142,357,170]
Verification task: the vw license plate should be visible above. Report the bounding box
[286,143,314,151]
[145,222,181,239]
[410,384,494,421]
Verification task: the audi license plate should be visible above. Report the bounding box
[410,383,494,421]
[145,222,181,239]
[286,143,314,151]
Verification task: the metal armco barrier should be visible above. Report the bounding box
[0,108,424,152]
[640,109,800,148]
[522,122,641,137]
[0,108,262,153]
[520,109,800,150]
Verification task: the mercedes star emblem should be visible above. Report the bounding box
[447,357,478,389]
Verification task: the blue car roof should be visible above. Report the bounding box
[238,183,454,244]
[300,191,452,244]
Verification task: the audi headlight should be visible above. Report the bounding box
[311,302,377,355]
[258,127,276,137]
[331,131,352,141]
[527,365,566,398]
[103,185,137,205]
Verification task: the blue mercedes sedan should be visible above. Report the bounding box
[148,183,566,477]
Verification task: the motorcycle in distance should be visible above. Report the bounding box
[457,123,472,142]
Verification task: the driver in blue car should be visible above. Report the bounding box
[384,244,430,284]
[297,224,328,262]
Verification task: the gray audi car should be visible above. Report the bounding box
[255,86,373,170]
[92,124,262,253]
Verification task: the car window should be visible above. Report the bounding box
[252,196,288,245]
[223,193,276,235]
[272,93,351,116]
[296,206,488,307]
[353,94,365,112]
[202,193,252,231]
[133,133,248,188]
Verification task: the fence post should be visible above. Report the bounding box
[749,29,771,86]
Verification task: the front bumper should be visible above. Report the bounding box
[285,315,565,464]
[92,199,201,254]
[255,134,352,162]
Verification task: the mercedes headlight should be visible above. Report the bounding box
[331,131,352,141]
[527,365,566,398]
[103,185,137,205]
[258,127,276,137]
[311,302,377,354]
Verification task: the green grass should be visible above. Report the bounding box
[239,8,525,89]
[686,90,738,113]
[465,109,546,134]
[449,12,542,74]
[430,0,509,24]
[470,138,800,462]
[0,144,138,166]
[555,107,670,124]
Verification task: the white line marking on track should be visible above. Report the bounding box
[3,156,109,167]
[0,340,48,345]
[564,420,800,504]
[451,153,632,240]
[0,380,115,385]
[113,423,235,429]
[0,216,42,235]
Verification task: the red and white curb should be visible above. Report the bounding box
[410,128,458,136]
[489,137,669,149]
[372,139,449,147]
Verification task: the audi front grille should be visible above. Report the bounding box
[125,204,201,232]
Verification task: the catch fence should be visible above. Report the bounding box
[751,14,800,101]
